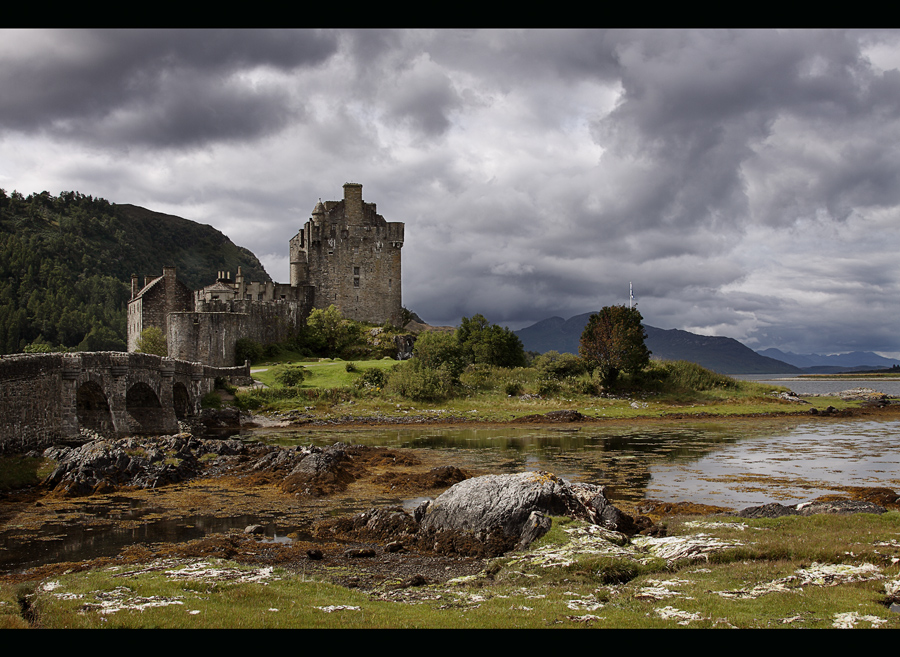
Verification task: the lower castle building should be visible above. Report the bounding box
[127,183,404,367]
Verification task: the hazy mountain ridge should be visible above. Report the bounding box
[756,348,900,371]
[515,312,800,374]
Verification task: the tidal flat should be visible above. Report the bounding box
[2,410,899,628]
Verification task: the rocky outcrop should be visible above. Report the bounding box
[318,471,646,558]
[245,442,421,497]
[517,410,586,423]
[738,499,888,519]
[42,434,247,496]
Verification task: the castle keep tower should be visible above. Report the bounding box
[290,183,404,326]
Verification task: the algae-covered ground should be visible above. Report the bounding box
[4,511,898,629]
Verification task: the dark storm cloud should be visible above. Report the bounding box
[5,29,900,355]
[0,29,338,145]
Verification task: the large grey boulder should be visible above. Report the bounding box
[316,470,643,557]
[416,471,636,556]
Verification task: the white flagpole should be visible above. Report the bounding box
[629,282,634,309]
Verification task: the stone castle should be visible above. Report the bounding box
[127,183,404,367]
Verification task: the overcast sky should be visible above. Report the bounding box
[2,29,900,356]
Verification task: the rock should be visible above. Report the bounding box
[385,541,406,553]
[739,499,887,518]
[316,470,643,558]
[42,435,206,496]
[244,524,266,535]
[517,511,552,550]
[373,465,468,493]
[774,391,809,403]
[738,502,799,519]
[399,575,428,588]
[518,410,585,423]
[417,471,635,556]
[306,549,324,560]
[344,548,377,558]
[839,387,889,401]
[797,500,886,515]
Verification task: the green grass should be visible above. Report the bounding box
[0,455,55,492]
[252,359,397,390]
[14,512,899,628]
[237,356,863,420]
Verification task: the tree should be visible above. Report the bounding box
[413,330,466,378]
[579,305,650,388]
[305,305,359,357]
[136,326,168,357]
[456,314,527,368]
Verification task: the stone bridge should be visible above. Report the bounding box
[0,352,251,453]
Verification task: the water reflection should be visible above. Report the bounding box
[248,419,900,508]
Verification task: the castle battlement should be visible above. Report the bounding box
[128,183,404,367]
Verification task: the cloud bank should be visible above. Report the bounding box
[2,29,899,355]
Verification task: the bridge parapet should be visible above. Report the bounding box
[0,352,250,453]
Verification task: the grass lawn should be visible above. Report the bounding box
[11,512,899,629]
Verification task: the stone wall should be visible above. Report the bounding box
[167,294,312,368]
[127,267,194,351]
[0,353,69,452]
[0,352,252,453]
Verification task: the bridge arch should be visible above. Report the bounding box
[76,380,115,437]
[172,382,191,420]
[125,381,168,435]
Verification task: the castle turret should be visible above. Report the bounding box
[292,183,403,326]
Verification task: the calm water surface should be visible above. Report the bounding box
[738,375,900,396]
[251,417,900,508]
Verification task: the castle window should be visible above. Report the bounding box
[353,267,360,275]
[354,277,360,288]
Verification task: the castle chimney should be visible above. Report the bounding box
[343,182,363,223]
[131,274,139,299]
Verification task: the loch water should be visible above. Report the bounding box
[2,416,898,572]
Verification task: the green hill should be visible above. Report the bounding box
[0,189,270,354]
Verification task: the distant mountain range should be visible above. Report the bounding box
[514,312,899,375]
[756,348,900,373]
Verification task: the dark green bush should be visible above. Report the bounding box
[386,361,455,401]
[534,351,588,379]
[505,381,523,396]
[271,364,308,387]
[356,367,387,389]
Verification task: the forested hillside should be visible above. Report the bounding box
[0,189,270,354]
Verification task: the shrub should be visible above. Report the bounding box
[505,381,523,396]
[271,364,308,387]
[534,351,587,379]
[386,361,455,401]
[536,378,561,397]
[136,327,167,357]
[356,367,387,390]
[201,392,222,409]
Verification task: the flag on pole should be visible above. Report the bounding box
[630,282,634,309]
